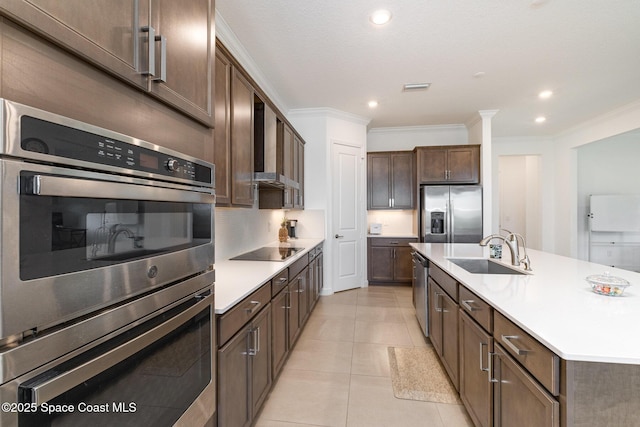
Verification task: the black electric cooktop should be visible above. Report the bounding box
[230,246,304,262]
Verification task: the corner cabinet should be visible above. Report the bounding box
[367,237,417,285]
[367,151,415,210]
[416,145,480,184]
[1,0,215,126]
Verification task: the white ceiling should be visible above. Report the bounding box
[215,0,640,137]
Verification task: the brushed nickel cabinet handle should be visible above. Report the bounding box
[142,26,156,77]
[153,34,167,82]
[480,342,489,372]
[245,300,261,314]
[461,300,477,312]
[501,335,529,355]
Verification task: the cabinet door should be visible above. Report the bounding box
[394,246,414,282]
[250,306,272,418]
[460,311,493,427]
[294,136,304,209]
[2,0,147,89]
[149,0,214,126]
[441,289,459,390]
[368,246,395,282]
[428,278,443,355]
[271,290,288,378]
[317,253,324,296]
[281,123,294,181]
[295,267,310,327]
[309,257,318,308]
[448,146,479,183]
[218,327,251,427]
[214,48,231,205]
[493,344,559,427]
[288,284,300,346]
[417,147,448,183]
[390,152,414,209]
[367,153,391,209]
[230,69,254,206]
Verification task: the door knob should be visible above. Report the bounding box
[335,234,344,239]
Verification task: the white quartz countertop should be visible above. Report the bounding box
[410,243,640,365]
[215,239,324,314]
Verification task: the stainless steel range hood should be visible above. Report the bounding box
[254,172,299,189]
[253,100,297,188]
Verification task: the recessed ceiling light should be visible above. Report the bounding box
[370,9,392,25]
[539,90,553,99]
[368,100,379,108]
[535,116,546,123]
[402,83,431,92]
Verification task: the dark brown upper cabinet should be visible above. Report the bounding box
[416,145,480,184]
[367,151,415,210]
[1,0,215,126]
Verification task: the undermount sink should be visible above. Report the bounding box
[447,258,528,275]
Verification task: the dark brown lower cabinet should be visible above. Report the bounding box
[271,288,289,378]
[367,237,417,285]
[218,305,272,427]
[428,278,459,390]
[289,266,309,345]
[459,311,493,427]
[492,344,559,427]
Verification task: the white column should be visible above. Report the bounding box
[478,110,498,236]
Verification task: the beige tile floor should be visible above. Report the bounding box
[255,285,474,427]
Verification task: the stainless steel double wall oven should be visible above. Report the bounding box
[0,99,216,426]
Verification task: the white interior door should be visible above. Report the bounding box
[331,142,363,292]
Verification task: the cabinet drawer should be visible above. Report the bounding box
[271,269,289,297]
[459,286,492,333]
[493,311,560,396]
[289,253,309,279]
[369,237,417,247]
[429,263,458,302]
[218,284,271,346]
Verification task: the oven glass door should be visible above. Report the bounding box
[19,171,212,281]
[18,292,213,427]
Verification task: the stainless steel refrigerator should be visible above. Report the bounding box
[420,185,483,243]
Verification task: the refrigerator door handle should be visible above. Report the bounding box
[450,199,455,243]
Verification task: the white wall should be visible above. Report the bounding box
[289,108,369,294]
[576,130,640,261]
[492,136,555,252]
[367,124,468,152]
[552,100,640,257]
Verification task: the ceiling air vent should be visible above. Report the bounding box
[402,83,431,92]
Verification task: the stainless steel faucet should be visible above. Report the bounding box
[479,229,532,271]
[107,224,136,254]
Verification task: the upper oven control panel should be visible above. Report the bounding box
[0,99,213,187]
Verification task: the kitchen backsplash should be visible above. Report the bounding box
[215,207,326,261]
[367,210,417,236]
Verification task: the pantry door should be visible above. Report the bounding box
[331,141,364,293]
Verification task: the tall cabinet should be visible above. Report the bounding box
[215,43,255,207]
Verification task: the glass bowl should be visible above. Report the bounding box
[586,272,630,296]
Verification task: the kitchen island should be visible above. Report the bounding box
[411,243,640,427]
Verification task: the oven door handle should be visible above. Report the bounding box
[23,292,213,406]
[21,174,214,203]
